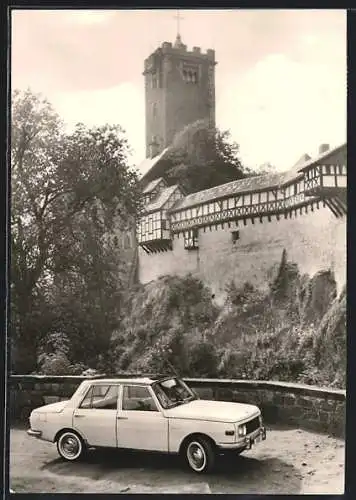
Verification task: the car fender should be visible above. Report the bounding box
[168,417,236,453]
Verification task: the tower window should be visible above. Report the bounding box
[181,63,199,84]
[151,73,159,88]
[183,69,198,84]
[152,102,157,117]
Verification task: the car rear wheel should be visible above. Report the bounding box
[185,437,215,473]
[57,431,85,461]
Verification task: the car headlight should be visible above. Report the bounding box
[259,414,263,426]
[237,424,247,437]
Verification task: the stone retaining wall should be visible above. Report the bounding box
[9,375,346,438]
[186,378,346,438]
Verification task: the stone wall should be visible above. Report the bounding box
[9,375,345,438]
[186,378,346,439]
[138,206,346,304]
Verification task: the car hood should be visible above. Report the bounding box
[33,401,69,414]
[164,399,260,423]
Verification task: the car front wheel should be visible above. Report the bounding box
[57,431,85,461]
[185,437,215,473]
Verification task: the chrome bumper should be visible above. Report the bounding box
[218,426,266,450]
[27,429,42,438]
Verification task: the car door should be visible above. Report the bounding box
[72,383,119,447]
[116,384,168,452]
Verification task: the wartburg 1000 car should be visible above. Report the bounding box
[28,376,267,473]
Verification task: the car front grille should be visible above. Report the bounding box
[246,416,260,435]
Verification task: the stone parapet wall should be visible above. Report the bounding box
[185,378,346,439]
[9,375,345,438]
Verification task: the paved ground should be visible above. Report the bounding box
[9,424,344,494]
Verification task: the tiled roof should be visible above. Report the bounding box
[170,143,346,211]
[297,143,346,172]
[136,148,170,178]
[294,153,312,166]
[142,177,166,194]
[145,185,181,213]
[170,172,286,211]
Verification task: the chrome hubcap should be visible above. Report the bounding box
[60,434,80,459]
[187,442,206,471]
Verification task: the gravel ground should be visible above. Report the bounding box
[9,425,344,494]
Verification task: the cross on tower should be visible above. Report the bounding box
[174,10,184,37]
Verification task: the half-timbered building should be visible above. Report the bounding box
[135,36,347,300]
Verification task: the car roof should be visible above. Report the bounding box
[83,376,176,386]
[87,377,155,385]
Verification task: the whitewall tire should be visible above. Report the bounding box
[57,431,84,461]
[185,437,215,473]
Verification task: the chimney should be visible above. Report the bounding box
[319,143,330,155]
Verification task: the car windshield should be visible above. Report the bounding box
[152,377,197,409]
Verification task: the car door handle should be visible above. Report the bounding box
[117,416,128,420]
[74,414,85,418]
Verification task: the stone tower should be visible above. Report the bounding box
[143,34,217,158]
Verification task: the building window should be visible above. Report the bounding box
[124,234,131,249]
[231,230,240,244]
[184,229,199,250]
[152,73,158,88]
[181,63,199,84]
[152,102,157,117]
[260,192,267,203]
[183,69,198,83]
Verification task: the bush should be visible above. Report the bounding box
[187,341,219,377]
[108,262,345,389]
[38,352,72,375]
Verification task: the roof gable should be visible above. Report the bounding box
[145,185,184,213]
[297,143,346,172]
[142,177,167,194]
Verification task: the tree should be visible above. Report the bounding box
[11,89,141,373]
[164,119,250,193]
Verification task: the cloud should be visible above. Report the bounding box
[60,10,116,25]
[11,9,346,172]
[217,51,346,170]
[52,84,145,164]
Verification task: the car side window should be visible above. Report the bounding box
[79,385,119,410]
[122,385,158,412]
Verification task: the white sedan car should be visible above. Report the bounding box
[27,376,266,473]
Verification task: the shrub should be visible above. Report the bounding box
[108,263,345,389]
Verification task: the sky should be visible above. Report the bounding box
[11,9,346,173]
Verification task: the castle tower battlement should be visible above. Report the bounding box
[143,36,216,158]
